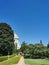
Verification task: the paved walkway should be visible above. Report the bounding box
[14,56,25,65]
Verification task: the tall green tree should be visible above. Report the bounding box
[40,40,42,44]
[20,41,28,53]
[47,42,49,48]
[0,23,14,55]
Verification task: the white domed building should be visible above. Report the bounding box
[14,34,21,49]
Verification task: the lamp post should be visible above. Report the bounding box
[8,51,10,60]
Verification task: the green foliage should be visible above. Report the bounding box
[40,40,43,44]
[0,23,14,55]
[47,42,49,48]
[20,41,28,53]
[20,41,49,59]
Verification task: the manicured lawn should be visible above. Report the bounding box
[25,59,49,65]
[0,55,21,65]
[0,54,16,62]
[0,56,8,62]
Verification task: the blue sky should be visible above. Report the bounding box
[0,0,49,45]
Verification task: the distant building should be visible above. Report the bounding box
[14,34,21,49]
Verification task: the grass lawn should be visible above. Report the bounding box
[0,55,21,65]
[25,59,49,65]
[0,54,16,62]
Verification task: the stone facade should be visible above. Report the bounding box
[14,34,21,49]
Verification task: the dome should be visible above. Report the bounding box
[14,34,19,39]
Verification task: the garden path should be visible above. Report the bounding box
[14,56,25,65]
